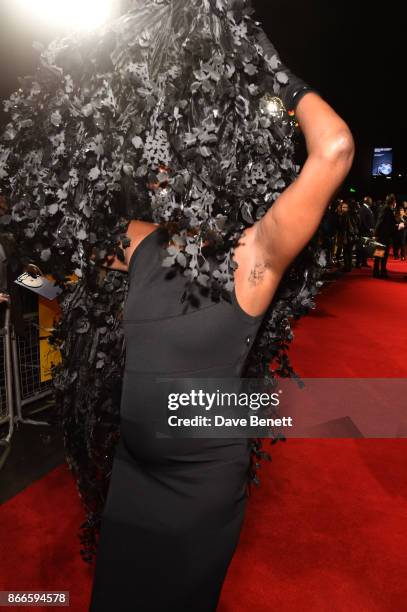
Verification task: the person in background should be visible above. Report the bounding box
[372,198,382,222]
[393,204,406,259]
[333,198,344,264]
[373,193,401,278]
[0,195,41,333]
[356,196,375,267]
[350,199,359,214]
[336,200,360,272]
[320,202,338,267]
[401,202,407,261]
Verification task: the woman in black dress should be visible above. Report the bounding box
[89,5,354,609]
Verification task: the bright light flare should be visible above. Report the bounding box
[17,0,113,32]
[259,94,286,121]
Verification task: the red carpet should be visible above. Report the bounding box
[288,259,407,378]
[1,259,407,611]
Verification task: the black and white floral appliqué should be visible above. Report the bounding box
[0,0,324,562]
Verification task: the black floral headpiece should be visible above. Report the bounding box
[0,0,324,561]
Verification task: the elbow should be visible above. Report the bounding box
[317,128,355,169]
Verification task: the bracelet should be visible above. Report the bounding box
[290,86,319,112]
[255,29,318,113]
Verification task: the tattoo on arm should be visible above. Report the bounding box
[248,262,272,287]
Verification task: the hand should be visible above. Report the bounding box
[256,29,317,112]
[24,263,43,277]
[0,291,10,304]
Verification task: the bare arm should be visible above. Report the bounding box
[233,92,355,315]
[256,93,354,270]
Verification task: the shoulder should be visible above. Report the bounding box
[127,220,160,246]
[101,220,160,273]
[123,220,162,267]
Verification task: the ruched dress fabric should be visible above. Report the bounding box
[89,226,265,612]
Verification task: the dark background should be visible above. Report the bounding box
[0,0,405,200]
[255,0,405,199]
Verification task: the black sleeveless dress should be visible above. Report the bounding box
[89,226,265,612]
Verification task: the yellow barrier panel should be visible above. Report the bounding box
[38,274,78,382]
[39,295,61,382]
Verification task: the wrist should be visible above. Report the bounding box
[289,86,319,112]
[256,29,318,112]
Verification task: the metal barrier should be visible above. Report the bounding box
[0,314,9,424]
[0,305,15,469]
[0,304,54,470]
[13,311,54,406]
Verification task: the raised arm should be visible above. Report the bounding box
[255,92,355,274]
[233,78,354,316]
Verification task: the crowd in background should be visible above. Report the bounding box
[1,192,407,316]
[320,194,407,278]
